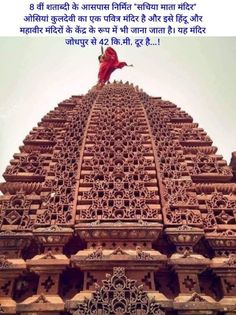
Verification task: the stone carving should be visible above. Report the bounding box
[203,192,236,231]
[41,276,55,293]
[76,86,161,223]
[207,192,236,209]
[165,209,202,225]
[182,275,197,292]
[0,82,236,314]
[33,294,49,304]
[0,256,13,269]
[71,267,164,315]
[36,92,97,226]
[41,251,57,260]
[86,247,103,260]
[0,182,42,195]
[136,246,153,260]
[163,180,198,207]
[186,292,207,302]
[178,127,212,144]
[225,254,236,266]
[0,194,34,230]
[188,153,232,176]
[4,152,46,177]
[24,128,56,143]
[177,225,193,231]
[35,224,66,232]
[140,94,204,228]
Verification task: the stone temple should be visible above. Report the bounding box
[0,82,236,315]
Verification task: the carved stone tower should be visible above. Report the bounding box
[1,82,236,315]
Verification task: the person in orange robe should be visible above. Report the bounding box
[98,47,133,85]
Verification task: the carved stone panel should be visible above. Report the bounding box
[66,267,165,315]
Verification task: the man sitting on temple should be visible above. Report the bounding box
[98,46,133,85]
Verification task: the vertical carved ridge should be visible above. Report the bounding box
[71,96,99,223]
[140,95,167,222]
[75,84,162,224]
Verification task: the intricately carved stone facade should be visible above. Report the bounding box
[0,82,236,314]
